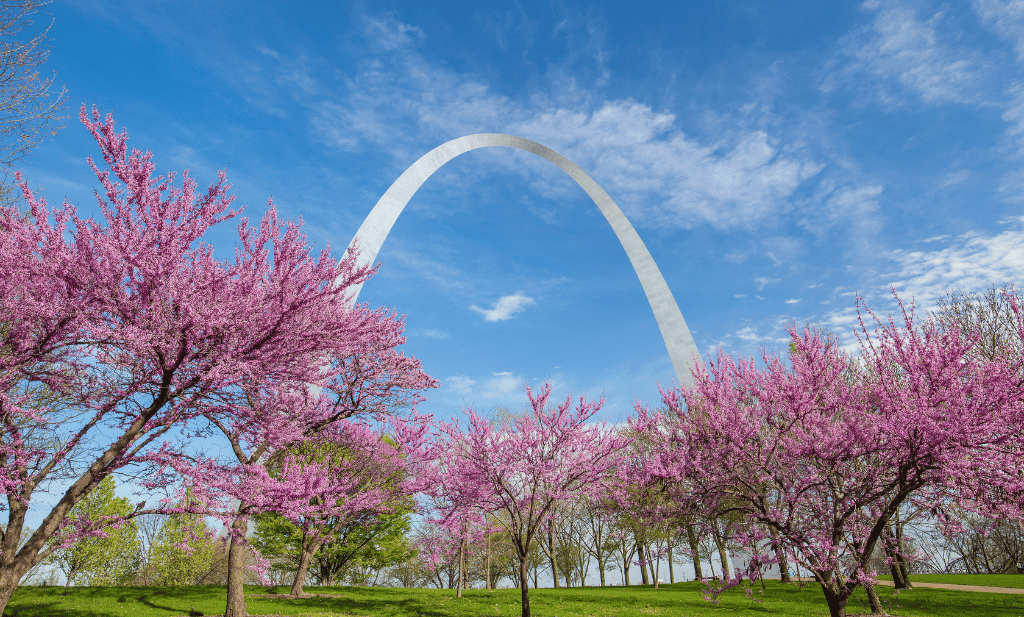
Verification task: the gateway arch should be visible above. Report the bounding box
[344,134,701,386]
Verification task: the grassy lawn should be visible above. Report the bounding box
[878,573,1024,589]
[6,581,1024,617]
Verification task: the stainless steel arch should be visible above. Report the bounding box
[343,133,701,386]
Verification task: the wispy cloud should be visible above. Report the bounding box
[440,371,529,402]
[483,371,520,397]
[247,14,824,231]
[734,326,763,342]
[470,292,537,321]
[799,183,884,248]
[973,0,1024,62]
[446,375,477,394]
[509,105,822,229]
[363,15,425,51]
[413,328,451,340]
[818,218,1024,348]
[831,0,982,106]
[886,217,1024,306]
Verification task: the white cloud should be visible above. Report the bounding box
[998,85,1024,189]
[484,372,520,397]
[797,182,885,253]
[441,371,526,402]
[724,251,747,264]
[832,1,981,105]
[511,105,821,229]
[259,14,824,231]
[826,184,883,218]
[470,292,537,321]
[446,375,477,394]
[363,15,424,51]
[785,298,801,304]
[754,276,780,290]
[414,328,451,340]
[734,326,763,342]
[974,0,1024,62]
[886,218,1024,306]
[939,169,971,187]
[818,218,1024,350]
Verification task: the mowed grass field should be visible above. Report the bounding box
[6,579,1024,617]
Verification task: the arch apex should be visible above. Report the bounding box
[344,134,701,387]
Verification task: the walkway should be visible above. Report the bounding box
[874,580,1024,595]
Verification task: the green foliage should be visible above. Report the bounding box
[253,503,414,586]
[45,476,139,586]
[7,581,1024,617]
[148,492,217,586]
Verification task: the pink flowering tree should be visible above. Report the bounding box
[156,406,433,607]
[0,106,422,613]
[647,299,1024,617]
[149,313,437,615]
[435,383,643,617]
[273,416,433,597]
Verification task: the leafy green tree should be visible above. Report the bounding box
[46,477,139,586]
[148,492,217,586]
[253,502,413,587]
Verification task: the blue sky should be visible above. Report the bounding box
[23,0,1024,422]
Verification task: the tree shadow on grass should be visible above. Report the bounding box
[247,592,449,617]
[2,600,63,617]
[7,586,226,617]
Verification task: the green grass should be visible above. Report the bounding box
[878,573,1024,588]
[5,581,1024,617]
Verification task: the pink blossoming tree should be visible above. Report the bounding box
[150,314,436,615]
[647,299,1024,617]
[0,106,431,614]
[435,383,643,617]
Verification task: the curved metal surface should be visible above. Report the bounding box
[344,133,701,386]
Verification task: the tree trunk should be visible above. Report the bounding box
[887,556,906,588]
[687,525,703,580]
[598,553,606,587]
[770,529,791,583]
[224,514,250,617]
[547,524,560,588]
[0,568,22,614]
[897,554,911,587]
[457,536,465,598]
[638,543,650,585]
[895,527,912,588]
[668,545,675,584]
[486,533,492,590]
[821,586,849,617]
[290,536,324,596]
[714,533,730,580]
[865,583,887,615]
[884,527,908,589]
[519,556,531,617]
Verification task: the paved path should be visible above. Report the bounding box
[795,577,1024,595]
[874,580,1024,594]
